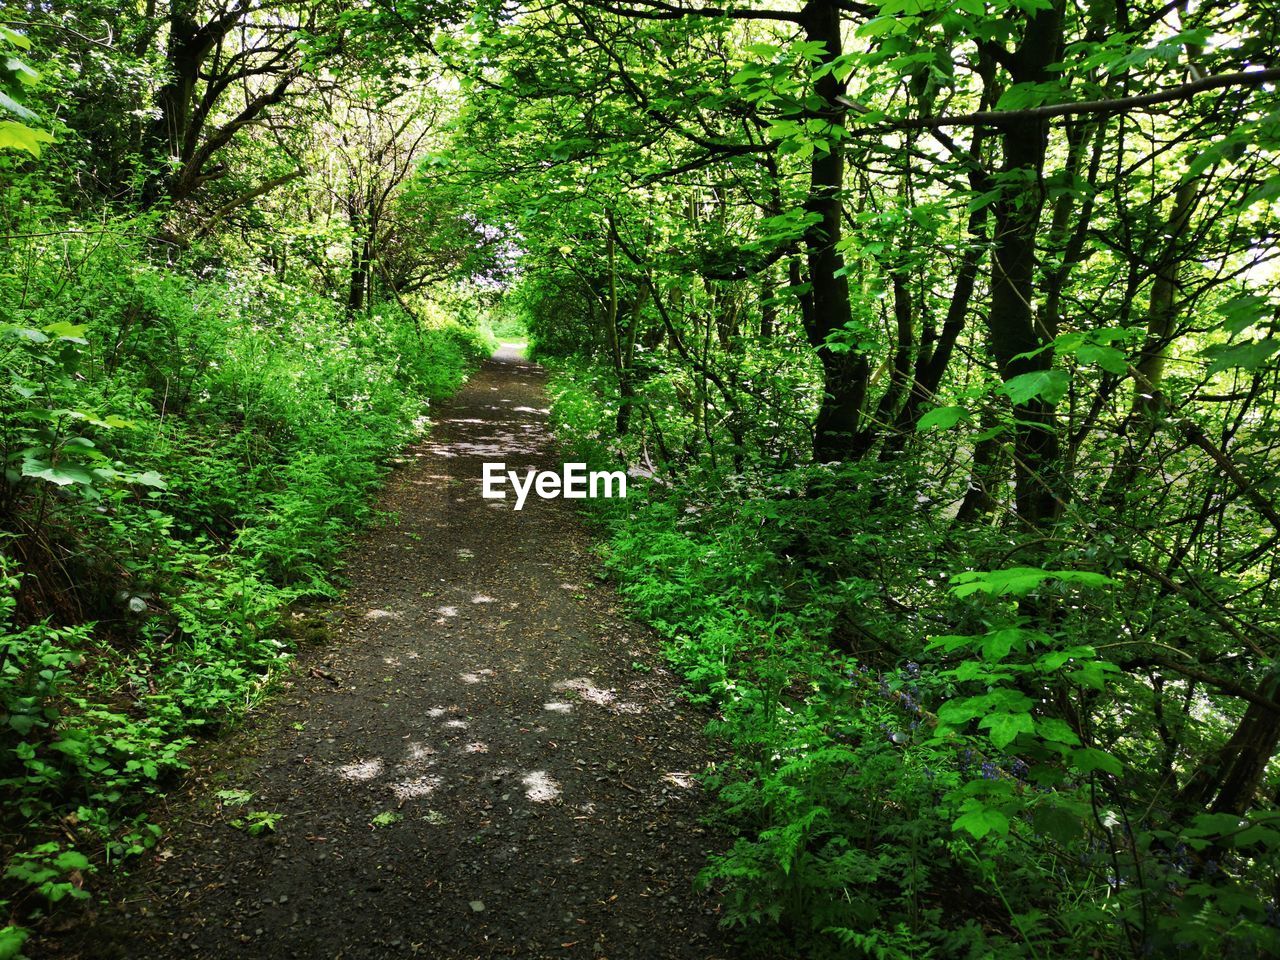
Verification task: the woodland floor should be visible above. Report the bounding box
[42,346,729,960]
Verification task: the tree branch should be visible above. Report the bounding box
[874,68,1280,131]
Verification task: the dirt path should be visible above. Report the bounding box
[51,347,728,959]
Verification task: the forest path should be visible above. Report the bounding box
[55,346,727,960]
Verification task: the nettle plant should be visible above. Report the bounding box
[0,320,165,522]
[0,25,53,157]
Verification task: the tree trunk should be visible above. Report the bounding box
[855,270,913,458]
[144,4,205,205]
[984,2,1065,527]
[760,270,776,341]
[1178,671,1280,815]
[801,0,868,463]
[347,232,371,316]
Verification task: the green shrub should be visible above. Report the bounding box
[0,222,489,925]
[545,359,1280,960]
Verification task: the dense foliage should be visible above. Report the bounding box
[0,6,494,951]
[4,0,1280,957]
[456,0,1280,956]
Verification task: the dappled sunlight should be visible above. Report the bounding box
[327,741,454,806]
[365,608,400,620]
[435,605,458,618]
[543,701,572,714]
[471,594,495,604]
[663,772,696,789]
[391,774,442,801]
[444,718,469,729]
[336,758,385,781]
[553,677,643,715]
[420,434,543,457]
[406,742,437,762]
[522,770,561,802]
[460,668,495,684]
[463,742,488,754]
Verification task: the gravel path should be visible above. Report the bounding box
[47,346,728,960]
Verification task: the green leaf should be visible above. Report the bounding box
[954,805,1010,839]
[1070,659,1121,691]
[1036,716,1081,745]
[1242,174,1280,209]
[0,89,36,121]
[951,567,1050,597]
[3,325,48,343]
[0,120,52,155]
[980,627,1023,661]
[1054,571,1115,589]
[1186,813,1247,837]
[43,321,88,343]
[916,405,967,431]
[53,850,90,871]
[1036,645,1096,671]
[7,55,39,85]
[0,926,29,960]
[980,711,1035,749]
[1031,804,1084,844]
[0,25,31,49]
[1201,338,1279,374]
[995,81,1060,111]
[132,470,167,489]
[1070,747,1122,776]
[951,567,1114,597]
[1074,344,1127,374]
[1002,369,1069,404]
[1216,294,1271,335]
[21,458,95,486]
[856,16,906,39]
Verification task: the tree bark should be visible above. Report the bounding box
[984,1,1066,527]
[800,0,868,462]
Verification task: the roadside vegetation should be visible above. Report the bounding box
[472,0,1280,956]
[3,1,1280,958]
[0,11,495,953]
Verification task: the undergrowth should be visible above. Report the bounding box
[544,359,1280,960]
[0,225,491,947]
